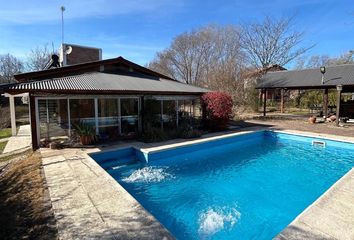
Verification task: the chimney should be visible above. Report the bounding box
[59,43,102,66]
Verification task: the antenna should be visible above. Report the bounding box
[60,6,65,46]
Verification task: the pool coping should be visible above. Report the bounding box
[43,129,354,239]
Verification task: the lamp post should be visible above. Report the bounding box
[320,66,328,117]
[320,66,326,85]
[335,84,343,126]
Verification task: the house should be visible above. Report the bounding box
[3,44,208,150]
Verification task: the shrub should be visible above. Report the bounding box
[141,127,178,143]
[177,123,202,139]
[0,106,11,129]
[201,92,233,130]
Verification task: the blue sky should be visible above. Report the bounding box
[0,0,353,68]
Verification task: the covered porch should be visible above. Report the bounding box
[257,64,354,126]
[4,93,202,150]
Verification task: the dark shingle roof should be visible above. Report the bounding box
[257,64,354,89]
[8,72,208,94]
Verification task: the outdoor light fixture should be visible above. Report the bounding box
[320,66,326,85]
[336,84,343,91]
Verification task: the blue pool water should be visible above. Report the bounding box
[91,131,354,239]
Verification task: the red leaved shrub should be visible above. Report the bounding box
[201,92,233,130]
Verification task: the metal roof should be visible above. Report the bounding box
[257,64,354,89]
[8,72,209,94]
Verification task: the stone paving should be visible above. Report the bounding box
[3,125,31,153]
[41,148,174,240]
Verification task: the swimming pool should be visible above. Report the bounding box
[91,131,354,239]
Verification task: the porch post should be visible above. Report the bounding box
[29,95,39,150]
[94,98,99,135]
[161,100,164,130]
[67,99,71,136]
[9,95,16,136]
[140,96,144,134]
[176,100,179,128]
[118,98,121,135]
[263,89,267,117]
[336,85,342,126]
[280,89,284,114]
[323,88,328,118]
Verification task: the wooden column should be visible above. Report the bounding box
[263,89,267,117]
[280,89,284,114]
[336,86,342,126]
[29,95,39,150]
[323,88,328,117]
[140,96,144,134]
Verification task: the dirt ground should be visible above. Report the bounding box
[247,118,354,138]
[0,152,58,240]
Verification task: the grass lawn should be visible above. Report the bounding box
[0,152,58,239]
[0,128,12,139]
[0,141,7,154]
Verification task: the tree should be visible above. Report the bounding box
[0,54,24,83]
[148,25,245,87]
[295,50,354,69]
[26,44,52,71]
[240,16,313,68]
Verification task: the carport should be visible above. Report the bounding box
[257,64,354,126]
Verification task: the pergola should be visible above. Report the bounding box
[256,64,354,126]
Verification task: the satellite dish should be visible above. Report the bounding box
[65,45,72,55]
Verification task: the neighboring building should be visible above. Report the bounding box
[242,64,287,101]
[3,44,208,149]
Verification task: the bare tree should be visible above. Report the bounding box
[295,50,354,69]
[0,54,24,83]
[240,16,313,68]
[26,44,52,71]
[148,25,245,87]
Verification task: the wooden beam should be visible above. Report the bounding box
[323,88,328,117]
[280,89,284,114]
[336,88,342,126]
[263,89,267,117]
[29,95,39,150]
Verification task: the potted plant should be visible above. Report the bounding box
[73,122,96,145]
[308,116,316,124]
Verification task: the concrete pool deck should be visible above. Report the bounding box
[40,128,354,239]
[41,148,174,240]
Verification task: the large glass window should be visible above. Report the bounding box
[38,99,69,141]
[144,99,162,130]
[70,99,95,127]
[98,98,119,139]
[121,98,139,136]
[162,100,176,128]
